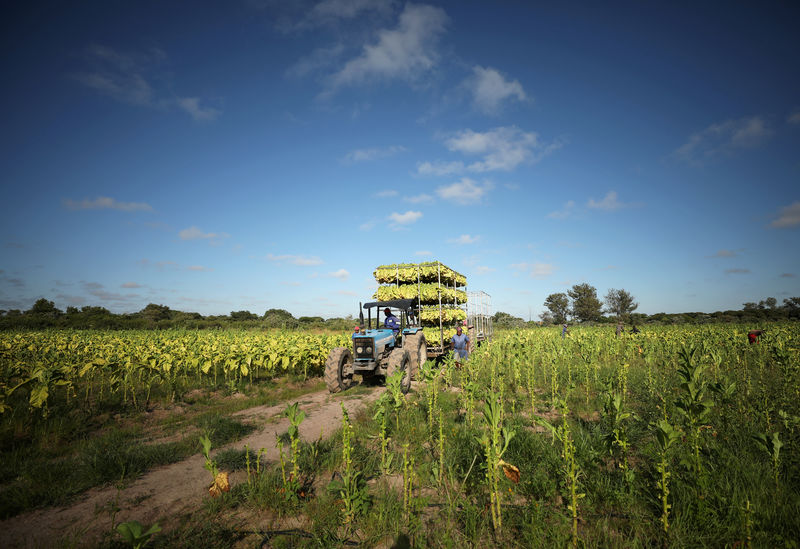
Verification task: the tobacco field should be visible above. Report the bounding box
[1,324,799,547]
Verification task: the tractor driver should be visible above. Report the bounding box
[384,307,400,335]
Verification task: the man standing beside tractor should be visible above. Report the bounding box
[451,324,470,368]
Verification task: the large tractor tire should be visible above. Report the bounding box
[406,333,427,379]
[325,347,354,393]
[386,347,412,394]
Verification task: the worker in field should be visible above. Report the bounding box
[747,329,764,344]
[616,322,624,337]
[452,324,469,368]
[562,323,569,339]
[384,307,400,335]
[352,326,360,339]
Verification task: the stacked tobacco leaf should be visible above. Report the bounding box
[373,262,467,327]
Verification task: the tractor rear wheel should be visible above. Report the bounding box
[387,347,412,394]
[325,347,354,393]
[406,333,427,379]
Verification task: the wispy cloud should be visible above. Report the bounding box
[389,210,422,228]
[780,273,795,278]
[343,145,405,163]
[74,44,220,120]
[186,265,213,272]
[725,268,751,274]
[674,116,772,163]
[770,201,800,228]
[337,289,358,296]
[64,196,153,212]
[587,191,633,211]
[405,193,434,204]
[421,126,560,174]
[374,190,399,198]
[81,281,141,303]
[447,234,479,245]
[511,262,554,279]
[179,226,230,240]
[267,254,324,266]
[467,66,526,114]
[436,178,492,205]
[415,250,432,256]
[325,4,448,95]
[416,160,465,176]
[121,282,143,288]
[326,268,350,280]
[787,109,800,125]
[546,200,575,220]
[176,97,220,121]
[474,265,495,274]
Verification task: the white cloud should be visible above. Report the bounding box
[64,196,153,212]
[475,265,495,274]
[546,200,575,219]
[415,250,432,256]
[374,189,399,198]
[511,262,554,279]
[416,160,464,176]
[771,201,800,228]
[389,210,423,226]
[121,282,143,288]
[447,234,479,245]
[674,116,772,163]
[326,4,448,93]
[725,268,751,274]
[359,220,376,231]
[587,191,626,211]
[468,66,526,114]
[343,145,405,163]
[710,249,738,258]
[405,193,434,204]
[267,254,324,266]
[435,178,492,205]
[176,97,220,121]
[327,268,350,280]
[186,265,213,272]
[288,0,394,31]
[179,226,230,240]
[443,126,561,172]
[281,280,302,286]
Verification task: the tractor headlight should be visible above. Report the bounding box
[366,347,372,353]
[356,346,363,354]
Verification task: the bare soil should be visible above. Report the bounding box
[0,382,393,548]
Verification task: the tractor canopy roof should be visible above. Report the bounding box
[362,298,417,310]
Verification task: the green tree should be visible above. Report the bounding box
[139,303,172,322]
[492,311,525,328]
[543,292,570,324]
[263,308,298,328]
[26,298,62,317]
[568,283,602,322]
[230,310,258,321]
[604,288,639,321]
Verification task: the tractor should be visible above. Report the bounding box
[324,298,427,394]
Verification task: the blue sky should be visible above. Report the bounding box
[1,1,798,319]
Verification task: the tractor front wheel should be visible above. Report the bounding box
[386,347,412,394]
[325,347,354,393]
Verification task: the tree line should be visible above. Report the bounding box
[491,283,800,328]
[0,300,357,331]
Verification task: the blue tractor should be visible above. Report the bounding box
[325,298,427,394]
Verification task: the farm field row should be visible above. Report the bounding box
[1,324,799,547]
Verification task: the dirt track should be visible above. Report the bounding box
[0,384,389,548]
